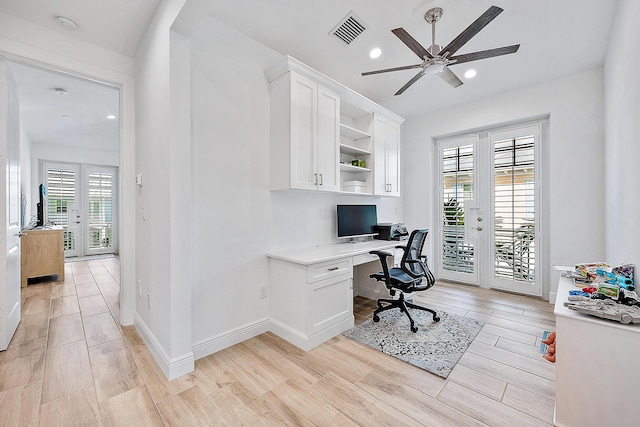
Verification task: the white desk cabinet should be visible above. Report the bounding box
[267,239,406,350]
[373,113,401,197]
[269,69,341,193]
[554,276,640,426]
[269,257,353,350]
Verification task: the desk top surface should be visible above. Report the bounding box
[267,239,406,265]
[555,275,640,332]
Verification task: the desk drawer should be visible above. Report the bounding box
[307,259,352,283]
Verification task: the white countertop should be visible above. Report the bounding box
[554,275,640,333]
[267,239,406,265]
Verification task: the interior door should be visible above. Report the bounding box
[437,123,542,296]
[0,58,21,350]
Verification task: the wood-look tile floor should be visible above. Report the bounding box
[0,262,556,426]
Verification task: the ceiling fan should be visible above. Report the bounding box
[362,5,520,95]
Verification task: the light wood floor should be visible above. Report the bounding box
[0,260,556,426]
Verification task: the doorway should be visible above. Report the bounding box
[436,121,543,297]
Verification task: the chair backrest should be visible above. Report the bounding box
[401,229,430,277]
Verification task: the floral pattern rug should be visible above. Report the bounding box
[343,309,484,378]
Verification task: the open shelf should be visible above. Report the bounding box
[340,163,371,173]
[340,123,370,141]
[340,143,371,156]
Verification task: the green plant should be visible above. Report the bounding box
[443,198,464,226]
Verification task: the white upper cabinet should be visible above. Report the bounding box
[267,56,404,196]
[373,113,401,197]
[270,70,340,192]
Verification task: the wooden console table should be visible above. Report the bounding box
[20,227,64,287]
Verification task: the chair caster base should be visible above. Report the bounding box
[410,325,418,333]
[373,315,380,322]
[433,315,440,322]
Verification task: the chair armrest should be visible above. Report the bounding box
[369,250,393,283]
[369,250,393,258]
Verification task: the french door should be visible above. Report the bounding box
[437,122,542,296]
[44,162,117,257]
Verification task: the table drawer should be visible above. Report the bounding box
[307,258,352,283]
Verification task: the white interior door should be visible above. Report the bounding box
[0,58,21,350]
[437,122,542,296]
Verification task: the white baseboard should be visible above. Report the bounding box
[270,316,354,351]
[134,314,194,380]
[191,317,270,360]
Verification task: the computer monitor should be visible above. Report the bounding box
[337,204,378,239]
[36,183,46,227]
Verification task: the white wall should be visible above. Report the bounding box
[134,0,194,378]
[189,17,403,350]
[403,67,606,299]
[604,0,640,270]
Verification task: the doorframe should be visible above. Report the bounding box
[431,117,550,299]
[0,50,135,325]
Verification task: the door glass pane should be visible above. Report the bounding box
[442,145,474,274]
[47,169,76,251]
[87,172,113,250]
[494,136,535,283]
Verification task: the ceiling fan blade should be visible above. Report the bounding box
[449,44,520,65]
[361,64,423,76]
[440,6,504,58]
[394,70,426,96]
[439,66,463,88]
[391,28,433,59]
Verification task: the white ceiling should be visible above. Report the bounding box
[7,61,120,152]
[0,0,621,149]
[212,0,620,118]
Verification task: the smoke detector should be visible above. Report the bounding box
[55,16,79,30]
[52,88,68,95]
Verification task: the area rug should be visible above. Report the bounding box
[343,309,484,378]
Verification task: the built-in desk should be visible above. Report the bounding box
[267,239,406,350]
[554,276,640,426]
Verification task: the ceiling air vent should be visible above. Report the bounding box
[330,12,367,45]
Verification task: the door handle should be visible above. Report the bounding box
[17,231,26,237]
[473,226,483,231]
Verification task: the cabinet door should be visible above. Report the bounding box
[386,119,401,197]
[290,72,318,190]
[307,276,353,336]
[373,114,388,195]
[316,86,340,192]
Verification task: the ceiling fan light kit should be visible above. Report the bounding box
[362,5,520,95]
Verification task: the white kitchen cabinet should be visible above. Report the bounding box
[373,113,401,197]
[269,69,340,192]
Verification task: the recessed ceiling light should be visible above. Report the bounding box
[464,69,477,79]
[55,16,78,31]
[369,48,382,59]
[52,88,68,95]
[106,115,117,120]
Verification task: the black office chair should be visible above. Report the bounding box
[369,229,439,332]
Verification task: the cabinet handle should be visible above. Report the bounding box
[314,173,318,185]
[319,173,323,185]
[327,267,339,271]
